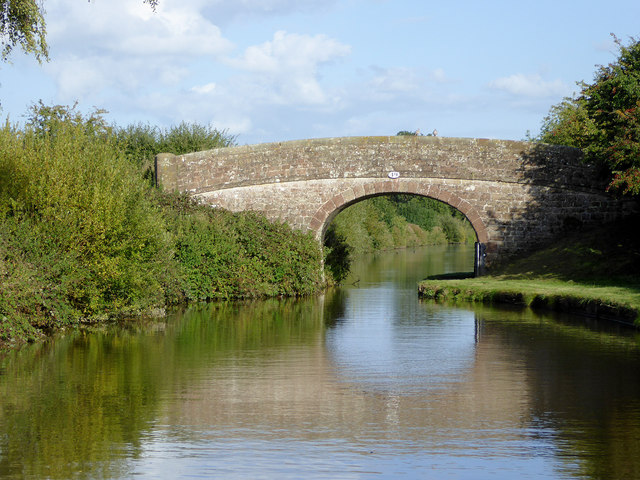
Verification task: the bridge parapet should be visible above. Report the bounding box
[155,136,605,195]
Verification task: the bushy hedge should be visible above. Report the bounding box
[0,110,170,332]
[161,193,323,301]
[0,104,324,346]
[115,121,237,183]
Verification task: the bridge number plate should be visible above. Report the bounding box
[388,171,400,179]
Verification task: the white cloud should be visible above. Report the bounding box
[226,31,351,105]
[48,0,233,57]
[43,54,190,103]
[22,0,479,144]
[32,0,357,140]
[191,83,217,95]
[359,66,465,108]
[211,116,253,136]
[42,56,109,100]
[229,30,350,74]
[430,68,455,84]
[232,0,334,11]
[41,0,234,103]
[488,73,570,98]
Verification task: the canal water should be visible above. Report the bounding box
[1,245,640,479]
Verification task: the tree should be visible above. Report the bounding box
[539,35,640,195]
[26,100,111,138]
[0,0,48,62]
[582,36,640,195]
[538,97,596,148]
[0,0,158,63]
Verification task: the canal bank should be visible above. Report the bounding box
[418,218,640,326]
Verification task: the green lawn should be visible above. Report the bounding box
[418,218,640,325]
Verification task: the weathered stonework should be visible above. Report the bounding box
[155,136,637,265]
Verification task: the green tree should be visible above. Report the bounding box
[538,97,596,148]
[0,0,48,62]
[539,35,640,195]
[26,100,111,138]
[115,121,236,184]
[582,36,640,194]
[0,0,158,63]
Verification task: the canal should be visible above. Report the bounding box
[1,245,640,479]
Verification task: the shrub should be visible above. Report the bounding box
[116,121,236,182]
[161,193,324,300]
[0,105,171,325]
[0,103,327,346]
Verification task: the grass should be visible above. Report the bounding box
[418,217,640,326]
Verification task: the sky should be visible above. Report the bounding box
[1,0,640,145]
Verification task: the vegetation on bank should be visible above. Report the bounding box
[537,35,640,196]
[0,104,324,348]
[418,219,640,325]
[327,194,475,252]
[324,194,477,283]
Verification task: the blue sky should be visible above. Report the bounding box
[1,0,639,145]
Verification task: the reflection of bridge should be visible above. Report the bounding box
[162,311,531,449]
[155,136,635,265]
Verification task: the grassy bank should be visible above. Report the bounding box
[418,218,640,326]
[0,105,326,349]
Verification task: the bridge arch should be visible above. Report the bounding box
[310,181,488,244]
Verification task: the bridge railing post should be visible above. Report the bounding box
[474,242,487,277]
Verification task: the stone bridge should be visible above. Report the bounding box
[154,136,636,267]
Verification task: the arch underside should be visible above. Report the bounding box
[310,180,489,244]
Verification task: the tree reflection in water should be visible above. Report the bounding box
[0,245,639,479]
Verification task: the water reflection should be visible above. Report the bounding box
[1,245,640,479]
[326,288,478,394]
[0,327,162,479]
[474,307,640,480]
[346,244,474,287]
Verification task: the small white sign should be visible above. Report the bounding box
[388,171,400,179]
